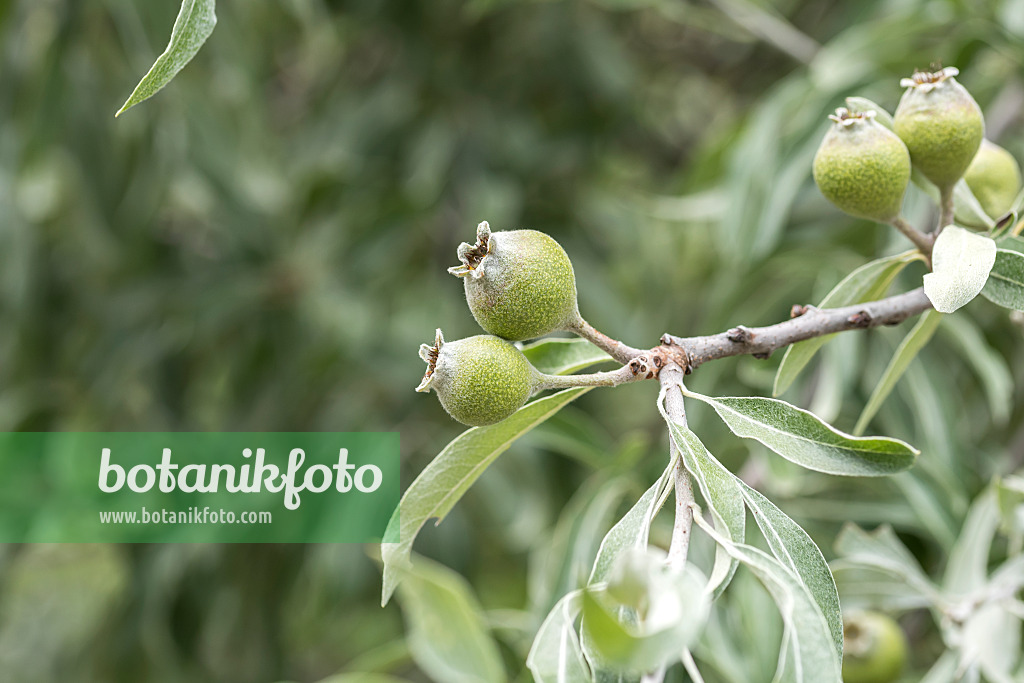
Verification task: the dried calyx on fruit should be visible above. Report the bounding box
[416,329,540,426]
[894,67,984,191]
[841,610,908,683]
[964,139,1022,220]
[813,108,911,223]
[449,221,581,342]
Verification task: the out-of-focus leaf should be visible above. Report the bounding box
[962,604,1022,683]
[774,251,920,396]
[939,315,1012,425]
[832,523,941,603]
[943,488,999,597]
[396,556,506,683]
[854,310,943,435]
[523,338,614,376]
[995,475,1024,535]
[692,515,842,682]
[662,418,744,600]
[919,651,959,683]
[587,465,673,585]
[981,249,1024,311]
[307,675,410,683]
[910,177,995,230]
[527,591,592,683]
[382,388,591,605]
[923,226,997,313]
[116,0,217,116]
[581,551,708,673]
[685,391,919,476]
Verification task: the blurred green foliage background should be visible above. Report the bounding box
[1,0,1024,680]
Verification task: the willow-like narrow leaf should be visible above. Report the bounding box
[660,414,744,600]
[854,309,943,435]
[684,389,919,476]
[116,0,217,116]
[527,591,593,683]
[382,388,590,605]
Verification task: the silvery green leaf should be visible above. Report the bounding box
[692,515,842,682]
[923,226,997,313]
[527,591,593,683]
[382,388,591,605]
[735,482,842,656]
[773,251,920,396]
[396,556,507,683]
[981,249,1024,311]
[854,309,943,435]
[523,338,614,376]
[587,465,673,585]
[685,390,919,476]
[664,419,841,655]
[962,604,1022,683]
[581,552,708,673]
[909,175,995,230]
[662,418,744,599]
[116,0,217,116]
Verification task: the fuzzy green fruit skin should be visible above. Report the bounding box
[841,611,908,683]
[965,139,1022,219]
[464,230,579,342]
[813,117,911,222]
[432,335,538,426]
[895,77,984,189]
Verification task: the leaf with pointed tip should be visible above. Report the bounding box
[923,226,997,313]
[685,391,919,476]
[116,0,217,116]
[382,388,591,605]
[773,251,920,396]
[396,556,507,683]
[854,309,942,435]
[981,249,1024,311]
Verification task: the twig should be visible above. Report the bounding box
[661,363,695,570]
[890,216,935,259]
[663,287,933,371]
[569,315,646,365]
[536,355,655,390]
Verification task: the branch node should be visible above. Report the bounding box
[790,304,810,318]
[628,355,655,379]
[847,310,873,328]
[726,325,754,344]
[660,333,676,346]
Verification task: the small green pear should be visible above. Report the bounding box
[964,139,1022,219]
[449,222,580,342]
[841,610,908,683]
[894,67,984,190]
[813,108,911,222]
[416,329,539,426]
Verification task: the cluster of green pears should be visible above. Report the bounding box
[813,67,1021,224]
[417,221,586,426]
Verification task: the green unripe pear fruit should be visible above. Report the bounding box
[894,67,985,190]
[813,108,911,222]
[416,329,539,426]
[964,139,1022,219]
[449,221,580,342]
[841,610,908,683]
